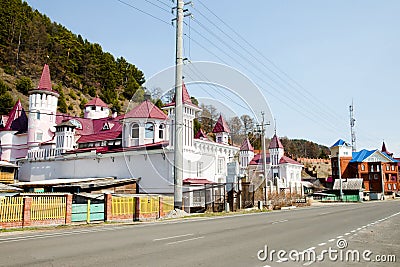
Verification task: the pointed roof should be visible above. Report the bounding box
[381,141,393,156]
[85,97,109,108]
[0,100,28,132]
[279,156,302,165]
[194,128,208,139]
[269,134,283,149]
[240,138,254,151]
[331,139,351,148]
[163,82,200,109]
[124,100,168,120]
[350,149,398,163]
[212,115,230,133]
[37,64,53,91]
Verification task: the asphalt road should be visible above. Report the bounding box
[0,200,399,267]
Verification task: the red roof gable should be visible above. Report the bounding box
[249,153,271,165]
[194,128,208,139]
[240,138,254,151]
[124,100,168,120]
[269,134,284,149]
[37,64,53,92]
[279,156,302,165]
[0,100,28,132]
[85,97,108,108]
[212,115,230,133]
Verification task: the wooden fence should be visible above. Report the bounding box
[0,197,24,223]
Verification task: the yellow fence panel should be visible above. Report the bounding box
[111,197,136,216]
[140,196,160,214]
[162,196,174,214]
[31,196,66,221]
[0,197,24,222]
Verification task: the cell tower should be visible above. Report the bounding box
[349,100,356,152]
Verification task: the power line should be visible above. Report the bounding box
[116,0,171,25]
[141,0,171,13]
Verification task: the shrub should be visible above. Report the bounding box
[16,77,32,94]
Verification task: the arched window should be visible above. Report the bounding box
[131,123,139,138]
[145,122,154,139]
[159,124,164,139]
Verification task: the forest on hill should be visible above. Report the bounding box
[0,0,330,159]
[0,0,145,116]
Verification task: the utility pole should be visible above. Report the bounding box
[173,0,191,209]
[349,100,356,152]
[173,0,184,209]
[256,112,270,204]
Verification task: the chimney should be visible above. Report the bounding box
[111,107,117,118]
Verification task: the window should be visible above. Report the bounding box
[374,174,378,180]
[197,162,203,177]
[36,111,40,120]
[388,184,391,190]
[145,122,154,139]
[394,184,397,190]
[377,165,380,172]
[392,165,395,171]
[361,164,365,171]
[131,124,139,138]
[102,123,110,131]
[387,165,390,171]
[371,165,374,172]
[91,106,95,110]
[218,158,225,174]
[159,124,164,139]
[36,131,43,141]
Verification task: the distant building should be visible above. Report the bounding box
[239,134,303,193]
[330,139,399,194]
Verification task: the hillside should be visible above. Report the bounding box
[0,0,145,116]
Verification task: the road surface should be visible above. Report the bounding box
[0,200,399,266]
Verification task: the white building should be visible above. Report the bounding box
[240,134,303,193]
[0,64,239,198]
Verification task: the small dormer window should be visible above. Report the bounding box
[91,106,95,110]
[102,123,110,131]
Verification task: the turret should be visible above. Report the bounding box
[269,134,284,178]
[55,121,76,151]
[27,64,59,148]
[213,115,230,145]
[84,97,110,119]
[239,138,254,176]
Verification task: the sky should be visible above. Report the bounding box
[25,0,400,155]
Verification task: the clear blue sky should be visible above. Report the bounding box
[25,0,400,155]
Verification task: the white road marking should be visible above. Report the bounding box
[318,242,326,246]
[153,233,193,241]
[344,233,350,236]
[166,236,204,245]
[272,219,288,224]
[337,235,343,239]
[328,239,335,242]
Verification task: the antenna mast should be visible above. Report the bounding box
[349,100,356,152]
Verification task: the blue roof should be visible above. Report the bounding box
[350,149,399,163]
[331,139,350,148]
[350,149,375,162]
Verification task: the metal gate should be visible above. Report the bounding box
[71,200,104,223]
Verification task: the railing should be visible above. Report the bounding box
[31,196,66,220]
[0,197,24,222]
[27,148,66,160]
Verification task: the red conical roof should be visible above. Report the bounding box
[212,115,230,133]
[269,134,283,149]
[240,138,254,151]
[194,128,208,139]
[1,100,28,132]
[381,141,393,156]
[85,97,109,108]
[37,64,53,91]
